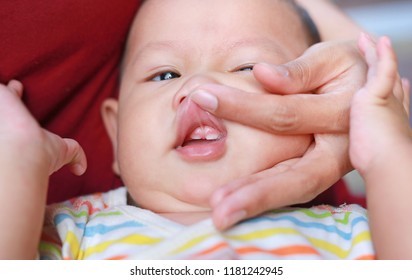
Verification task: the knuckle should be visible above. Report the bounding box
[299,176,323,204]
[288,60,312,90]
[265,103,299,133]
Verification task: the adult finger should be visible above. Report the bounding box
[253,40,363,94]
[210,157,303,208]
[211,134,351,230]
[190,84,349,134]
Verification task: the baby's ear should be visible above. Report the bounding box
[101,98,121,175]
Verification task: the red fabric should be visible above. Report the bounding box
[299,179,366,208]
[0,1,141,203]
[0,0,361,208]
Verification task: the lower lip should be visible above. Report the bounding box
[176,137,226,162]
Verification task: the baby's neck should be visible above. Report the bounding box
[126,191,212,225]
[160,211,211,226]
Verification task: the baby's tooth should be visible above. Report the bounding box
[205,134,219,140]
[189,127,203,140]
[189,126,221,140]
[204,126,220,140]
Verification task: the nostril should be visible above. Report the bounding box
[173,92,190,110]
[179,96,187,104]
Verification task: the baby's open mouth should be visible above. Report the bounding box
[175,98,227,161]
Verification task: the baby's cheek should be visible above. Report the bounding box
[257,134,311,167]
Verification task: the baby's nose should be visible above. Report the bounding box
[173,75,220,109]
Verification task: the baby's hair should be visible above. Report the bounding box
[284,0,321,45]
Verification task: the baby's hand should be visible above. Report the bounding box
[0,80,87,259]
[0,80,87,176]
[349,34,411,177]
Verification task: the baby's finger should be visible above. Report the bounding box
[358,33,378,81]
[393,73,404,104]
[47,135,87,176]
[7,80,23,98]
[362,36,398,100]
[376,37,398,98]
[62,138,88,176]
[402,78,410,116]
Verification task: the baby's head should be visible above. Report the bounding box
[102,0,318,213]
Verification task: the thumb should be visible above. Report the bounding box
[7,80,24,97]
[253,41,357,94]
[48,136,87,176]
[61,138,87,176]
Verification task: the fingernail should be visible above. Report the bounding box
[71,163,86,176]
[362,32,376,44]
[190,90,218,112]
[382,36,392,48]
[402,78,410,91]
[403,78,410,87]
[221,210,247,229]
[361,32,370,42]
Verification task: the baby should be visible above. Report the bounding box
[102,0,315,223]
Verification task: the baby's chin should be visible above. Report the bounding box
[127,169,252,212]
[174,177,232,208]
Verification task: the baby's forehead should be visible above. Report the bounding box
[134,0,318,44]
[121,0,316,75]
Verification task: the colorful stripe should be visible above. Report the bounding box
[40,188,375,260]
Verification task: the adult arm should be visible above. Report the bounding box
[0,81,86,259]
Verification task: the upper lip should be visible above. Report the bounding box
[175,98,227,148]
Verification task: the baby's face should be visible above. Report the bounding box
[103,0,312,213]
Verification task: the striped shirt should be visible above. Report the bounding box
[39,187,375,260]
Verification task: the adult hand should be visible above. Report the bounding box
[190,39,368,230]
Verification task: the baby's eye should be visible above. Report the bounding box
[151,71,181,81]
[234,64,254,72]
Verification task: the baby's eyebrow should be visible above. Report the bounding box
[217,37,288,59]
[128,37,289,72]
[136,37,285,57]
[127,40,187,69]
[135,40,187,57]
